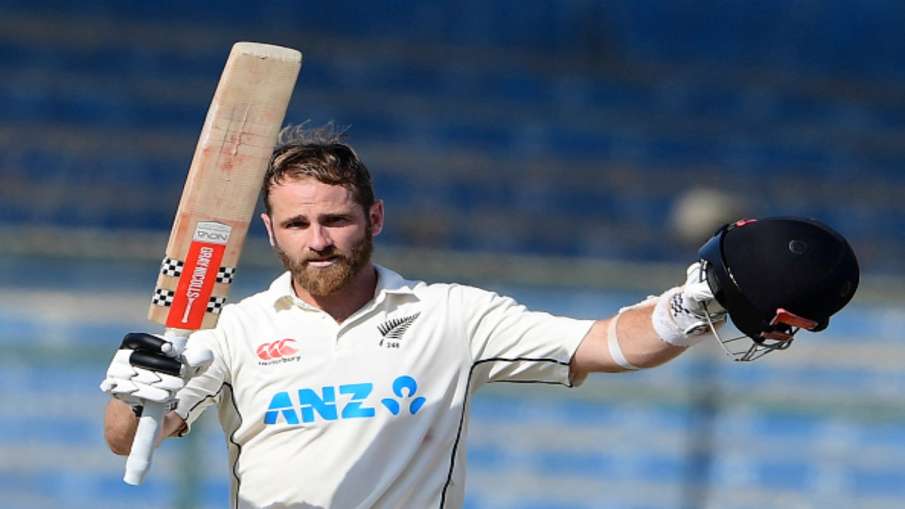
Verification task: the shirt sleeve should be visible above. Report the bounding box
[172,319,232,435]
[453,284,594,388]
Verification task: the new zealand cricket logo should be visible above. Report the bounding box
[377,313,420,349]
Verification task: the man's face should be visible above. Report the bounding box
[262,177,383,296]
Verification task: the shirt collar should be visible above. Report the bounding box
[373,264,419,296]
[270,264,418,309]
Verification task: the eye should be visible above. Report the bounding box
[282,218,308,229]
[323,215,352,226]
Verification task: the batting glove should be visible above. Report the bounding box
[652,262,728,347]
[99,333,213,413]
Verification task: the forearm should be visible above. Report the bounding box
[569,261,728,379]
[105,399,138,455]
[570,301,685,378]
[104,399,186,455]
[608,301,685,368]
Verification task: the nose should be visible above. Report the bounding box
[308,224,333,252]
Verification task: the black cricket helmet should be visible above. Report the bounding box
[697,217,859,361]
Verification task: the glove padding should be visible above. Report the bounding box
[99,332,213,411]
[652,262,728,347]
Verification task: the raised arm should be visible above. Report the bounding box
[570,262,724,380]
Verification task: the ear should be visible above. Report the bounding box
[368,200,384,237]
[260,212,276,247]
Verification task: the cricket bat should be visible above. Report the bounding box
[123,42,301,485]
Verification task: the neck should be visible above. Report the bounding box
[292,264,378,323]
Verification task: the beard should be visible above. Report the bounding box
[274,228,373,297]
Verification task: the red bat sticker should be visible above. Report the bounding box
[166,221,231,329]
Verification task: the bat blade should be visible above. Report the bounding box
[124,42,301,486]
[148,42,301,331]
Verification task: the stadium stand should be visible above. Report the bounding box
[2,0,905,270]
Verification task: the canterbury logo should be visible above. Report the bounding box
[377,313,420,347]
[257,338,299,361]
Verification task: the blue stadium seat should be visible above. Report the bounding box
[1,0,905,272]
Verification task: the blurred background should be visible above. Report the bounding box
[1,1,904,508]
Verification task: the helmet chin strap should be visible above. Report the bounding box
[771,308,819,331]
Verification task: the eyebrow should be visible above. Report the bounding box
[279,215,308,227]
[278,212,353,227]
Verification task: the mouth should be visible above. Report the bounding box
[305,256,341,268]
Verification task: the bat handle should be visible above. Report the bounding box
[123,401,166,485]
[123,329,190,485]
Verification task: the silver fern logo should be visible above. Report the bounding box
[377,313,420,348]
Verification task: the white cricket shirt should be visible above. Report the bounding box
[175,265,593,509]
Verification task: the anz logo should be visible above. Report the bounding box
[264,375,427,426]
